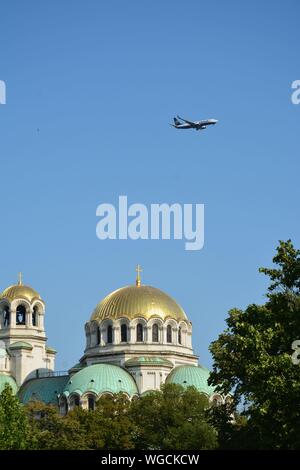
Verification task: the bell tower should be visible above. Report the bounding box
[0,274,56,385]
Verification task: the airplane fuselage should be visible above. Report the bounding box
[172,116,218,131]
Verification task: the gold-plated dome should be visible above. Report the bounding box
[0,273,42,303]
[91,285,188,322]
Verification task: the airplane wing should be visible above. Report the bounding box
[177,115,197,126]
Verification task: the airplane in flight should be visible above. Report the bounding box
[171,115,218,131]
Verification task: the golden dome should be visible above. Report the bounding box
[91,284,188,322]
[0,273,42,303]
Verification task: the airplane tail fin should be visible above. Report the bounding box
[173,117,181,126]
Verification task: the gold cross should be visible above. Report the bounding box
[136,264,142,286]
[18,272,23,286]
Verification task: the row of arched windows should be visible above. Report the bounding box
[61,392,225,415]
[61,393,109,414]
[1,305,39,327]
[95,324,183,345]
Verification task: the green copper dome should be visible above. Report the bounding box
[9,341,33,351]
[166,365,215,396]
[125,356,173,368]
[63,364,138,398]
[18,376,69,404]
[0,374,18,395]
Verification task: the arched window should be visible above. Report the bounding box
[107,325,113,344]
[225,396,232,405]
[88,395,95,411]
[74,396,80,407]
[16,305,26,325]
[3,306,10,327]
[212,395,222,407]
[152,323,159,342]
[60,398,68,415]
[136,323,143,342]
[121,324,127,342]
[167,325,172,343]
[178,327,182,345]
[32,306,38,327]
[97,327,101,345]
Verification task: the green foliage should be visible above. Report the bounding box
[209,240,300,449]
[26,401,87,450]
[74,394,137,449]
[129,383,217,450]
[21,386,217,450]
[259,239,300,294]
[0,384,33,449]
[207,402,251,449]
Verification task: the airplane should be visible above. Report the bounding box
[171,115,218,131]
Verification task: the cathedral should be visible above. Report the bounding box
[0,268,222,413]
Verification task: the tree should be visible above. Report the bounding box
[209,240,300,449]
[84,393,137,449]
[25,394,137,450]
[129,383,217,450]
[26,390,217,450]
[0,384,33,449]
[25,401,87,450]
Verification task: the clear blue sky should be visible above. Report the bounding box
[0,0,299,370]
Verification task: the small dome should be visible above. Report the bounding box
[0,374,18,395]
[18,376,69,404]
[1,274,42,303]
[125,356,173,368]
[166,365,215,396]
[9,342,33,351]
[91,285,188,322]
[63,364,138,397]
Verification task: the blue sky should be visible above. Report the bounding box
[0,0,299,370]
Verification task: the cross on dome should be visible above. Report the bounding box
[18,272,23,286]
[135,264,142,287]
